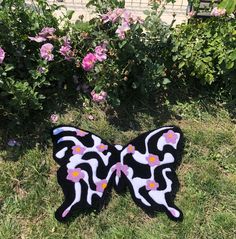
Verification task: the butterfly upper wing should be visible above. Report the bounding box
[51,125,118,221]
[119,126,183,221]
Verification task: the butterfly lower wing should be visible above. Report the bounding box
[120,126,183,221]
[51,125,118,221]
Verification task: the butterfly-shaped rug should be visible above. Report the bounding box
[51,125,184,222]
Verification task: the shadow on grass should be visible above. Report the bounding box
[107,95,176,132]
[1,84,234,162]
[0,90,83,161]
[106,84,236,133]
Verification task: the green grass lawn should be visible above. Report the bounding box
[0,99,236,239]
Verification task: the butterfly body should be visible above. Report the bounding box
[51,125,184,221]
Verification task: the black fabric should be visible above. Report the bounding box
[51,125,184,222]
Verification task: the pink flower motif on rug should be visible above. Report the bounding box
[146,154,160,166]
[112,163,129,177]
[96,179,108,192]
[163,130,178,144]
[76,130,88,137]
[96,143,108,152]
[66,168,85,183]
[127,144,135,154]
[146,180,159,190]
[72,145,86,155]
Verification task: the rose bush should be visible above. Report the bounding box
[66,0,175,106]
[1,0,235,123]
[0,0,79,120]
[1,0,175,120]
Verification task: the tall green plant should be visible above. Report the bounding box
[219,0,236,13]
[170,17,236,97]
[188,0,236,13]
[86,0,125,13]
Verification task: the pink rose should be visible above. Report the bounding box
[40,43,54,61]
[91,90,107,103]
[94,45,107,62]
[50,114,59,123]
[101,8,124,23]
[28,27,56,43]
[211,7,226,17]
[101,8,142,26]
[28,36,47,42]
[188,10,196,18]
[0,47,5,64]
[62,36,71,47]
[38,27,56,38]
[59,36,74,61]
[115,21,130,40]
[101,10,112,23]
[82,53,97,71]
[7,139,21,147]
[59,45,73,61]
[59,45,71,55]
[115,8,125,17]
[122,10,133,23]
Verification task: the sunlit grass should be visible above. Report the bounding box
[0,100,235,239]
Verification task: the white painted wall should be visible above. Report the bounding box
[27,0,189,25]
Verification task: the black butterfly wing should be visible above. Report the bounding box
[51,125,119,221]
[119,126,183,221]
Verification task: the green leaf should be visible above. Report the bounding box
[229,50,236,61]
[66,10,74,20]
[179,61,185,68]
[143,10,150,15]
[219,0,236,14]
[226,61,234,69]
[172,55,178,61]
[163,78,171,85]
[202,57,212,63]
[132,82,137,89]
[5,64,14,72]
[118,41,127,49]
